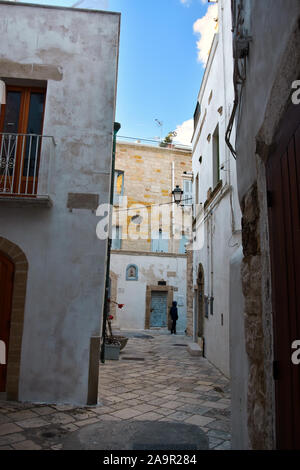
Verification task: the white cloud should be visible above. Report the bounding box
[72,0,108,9]
[174,119,194,146]
[180,0,192,6]
[193,4,218,66]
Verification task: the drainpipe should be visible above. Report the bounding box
[171,161,175,250]
[100,122,121,364]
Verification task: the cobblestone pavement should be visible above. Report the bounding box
[0,332,231,450]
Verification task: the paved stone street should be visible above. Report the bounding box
[0,332,231,450]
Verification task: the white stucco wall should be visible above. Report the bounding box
[191,0,241,377]
[111,252,187,333]
[234,0,300,203]
[0,2,120,404]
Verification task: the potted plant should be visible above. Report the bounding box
[104,302,128,360]
[104,332,121,360]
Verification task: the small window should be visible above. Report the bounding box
[179,235,189,254]
[126,264,138,281]
[193,102,201,130]
[205,296,209,319]
[151,231,169,253]
[183,179,193,206]
[195,173,199,205]
[113,170,124,205]
[212,124,220,189]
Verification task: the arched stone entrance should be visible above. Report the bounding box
[0,237,28,401]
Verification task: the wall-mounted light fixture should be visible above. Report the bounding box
[172,185,183,205]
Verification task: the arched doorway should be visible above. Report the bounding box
[0,237,28,400]
[0,252,14,392]
[197,264,204,338]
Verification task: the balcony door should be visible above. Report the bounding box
[0,86,46,196]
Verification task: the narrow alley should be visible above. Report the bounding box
[1,0,299,453]
[0,332,230,450]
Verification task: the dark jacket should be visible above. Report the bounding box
[169,301,178,320]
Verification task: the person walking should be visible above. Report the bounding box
[169,301,178,335]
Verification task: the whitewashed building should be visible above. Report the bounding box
[0,1,120,405]
[191,0,241,377]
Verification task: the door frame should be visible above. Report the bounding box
[145,285,174,330]
[0,237,28,400]
[266,101,300,449]
[0,252,14,393]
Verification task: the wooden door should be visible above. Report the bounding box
[266,102,300,449]
[150,292,168,328]
[0,86,46,195]
[0,253,14,392]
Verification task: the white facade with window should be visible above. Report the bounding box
[191,0,241,377]
[0,2,120,405]
[110,142,192,333]
[111,252,187,333]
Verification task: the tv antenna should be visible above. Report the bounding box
[154,119,163,142]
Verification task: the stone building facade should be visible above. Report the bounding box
[110,141,192,334]
[0,1,120,405]
[230,0,300,450]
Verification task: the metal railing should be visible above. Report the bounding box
[0,133,55,197]
[116,135,192,151]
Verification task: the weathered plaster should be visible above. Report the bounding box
[111,252,187,333]
[191,0,242,377]
[0,2,120,405]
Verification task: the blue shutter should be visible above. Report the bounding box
[183,180,193,206]
[112,226,122,250]
[158,232,169,253]
[179,235,188,254]
[151,231,159,252]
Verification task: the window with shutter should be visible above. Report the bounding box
[111,226,122,250]
[183,179,193,206]
[151,231,169,253]
[179,235,188,254]
[113,170,124,205]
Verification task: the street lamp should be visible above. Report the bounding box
[172,185,183,205]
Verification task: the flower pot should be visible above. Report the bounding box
[104,343,120,360]
[112,336,128,351]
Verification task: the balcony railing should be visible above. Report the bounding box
[0,133,55,197]
[117,135,192,151]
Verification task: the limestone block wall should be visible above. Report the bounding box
[113,142,192,254]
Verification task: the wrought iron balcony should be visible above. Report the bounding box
[0,133,55,202]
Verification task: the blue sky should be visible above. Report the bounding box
[18,0,210,143]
